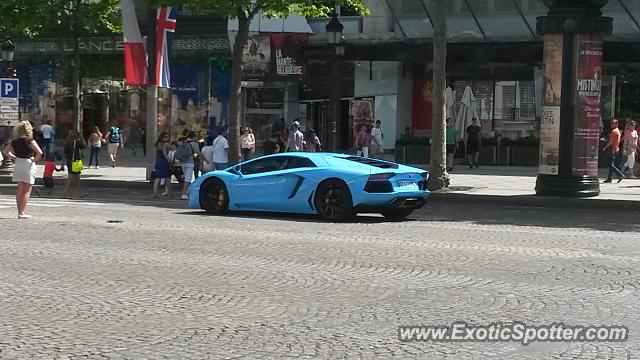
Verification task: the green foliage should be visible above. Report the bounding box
[144,0,368,19]
[0,0,121,37]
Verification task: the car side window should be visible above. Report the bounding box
[240,158,287,175]
[239,156,316,175]
[282,156,316,170]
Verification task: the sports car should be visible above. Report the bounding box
[188,153,430,221]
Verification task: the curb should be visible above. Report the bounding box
[428,191,640,211]
[0,174,152,191]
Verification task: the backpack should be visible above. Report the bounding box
[174,140,194,163]
[109,127,120,143]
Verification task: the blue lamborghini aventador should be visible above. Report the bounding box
[188,153,430,221]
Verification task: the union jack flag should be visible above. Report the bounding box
[155,6,177,88]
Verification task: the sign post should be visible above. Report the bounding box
[0,78,19,127]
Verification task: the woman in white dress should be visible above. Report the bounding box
[3,121,43,219]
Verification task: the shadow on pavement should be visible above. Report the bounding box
[417,202,640,233]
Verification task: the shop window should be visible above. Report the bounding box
[467,0,491,14]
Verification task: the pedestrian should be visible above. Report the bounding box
[140,127,147,156]
[621,120,638,178]
[370,120,384,156]
[41,153,64,195]
[466,117,482,168]
[201,138,215,172]
[40,120,54,156]
[603,118,624,183]
[174,131,206,200]
[446,118,457,171]
[193,134,206,179]
[3,120,43,219]
[87,126,105,169]
[287,121,304,152]
[306,129,322,152]
[212,127,230,170]
[277,118,289,153]
[153,132,172,197]
[107,122,123,167]
[63,130,88,199]
[355,124,371,157]
[240,127,256,161]
[129,127,142,156]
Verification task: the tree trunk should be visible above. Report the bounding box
[227,14,251,165]
[428,0,449,191]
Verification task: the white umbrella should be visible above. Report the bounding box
[455,86,478,142]
[443,87,456,122]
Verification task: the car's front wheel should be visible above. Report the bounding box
[315,179,355,222]
[200,178,230,215]
[381,209,414,221]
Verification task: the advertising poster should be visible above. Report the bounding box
[572,34,603,176]
[243,36,271,79]
[539,34,563,175]
[270,34,308,80]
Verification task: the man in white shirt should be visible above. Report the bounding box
[371,120,384,156]
[40,121,54,155]
[287,120,304,152]
[212,130,230,170]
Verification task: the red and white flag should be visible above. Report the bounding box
[121,0,148,86]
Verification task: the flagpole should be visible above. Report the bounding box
[146,6,158,178]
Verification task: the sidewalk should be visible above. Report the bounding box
[1,150,639,209]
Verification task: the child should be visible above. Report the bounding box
[42,154,64,195]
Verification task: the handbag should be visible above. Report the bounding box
[71,140,83,173]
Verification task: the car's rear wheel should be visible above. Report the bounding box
[200,178,229,215]
[381,209,414,221]
[315,179,355,222]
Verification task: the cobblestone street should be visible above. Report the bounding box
[0,192,639,359]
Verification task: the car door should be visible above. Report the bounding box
[230,157,289,211]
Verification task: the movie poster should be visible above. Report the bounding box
[243,36,271,79]
[539,34,563,175]
[270,34,308,80]
[572,34,603,177]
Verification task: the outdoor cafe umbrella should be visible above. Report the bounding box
[455,86,479,142]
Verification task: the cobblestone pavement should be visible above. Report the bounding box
[0,192,639,359]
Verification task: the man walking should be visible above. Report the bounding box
[107,122,123,168]
[445,118,457,171]
[603,118,624,183]
[40,120,54,155]
[371,120,384,156]
[287,120,304,152]
[212,128,230,170]
[175,131,206,200]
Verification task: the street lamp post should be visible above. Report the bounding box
[0,36,16,173]
[326,14,344,152]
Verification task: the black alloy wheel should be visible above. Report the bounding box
[200,178,230,215]
[315,180,355,221]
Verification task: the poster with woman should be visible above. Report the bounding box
[539,34,563,175]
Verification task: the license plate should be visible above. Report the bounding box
[397,180,415,187]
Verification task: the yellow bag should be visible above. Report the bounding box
[72,159,83,173]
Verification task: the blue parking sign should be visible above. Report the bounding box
[0,79,19,99]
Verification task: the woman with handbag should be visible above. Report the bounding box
[3,121,43,219]
[63,130,88,199]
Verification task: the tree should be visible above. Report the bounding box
[150,0,368,164]
[428,0,450,191]
[0,0,121,133]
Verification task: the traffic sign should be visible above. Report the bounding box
[0,79,19,99]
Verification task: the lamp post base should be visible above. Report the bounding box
[535,174,600,198]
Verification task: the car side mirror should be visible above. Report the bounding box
[233,165,243,177]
